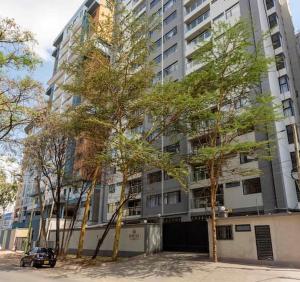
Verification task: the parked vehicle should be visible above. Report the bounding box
[20,247,56,268]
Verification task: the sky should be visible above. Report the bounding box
[0,0,299,86]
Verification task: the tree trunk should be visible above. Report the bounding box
[36,176,47,247]
[112,172,127,261]
[92,195,129,259]
[55,190,61,256]
[210,182,217,263]
[60,188,70,255]
[76,166,100,258]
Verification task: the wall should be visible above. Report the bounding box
[48,223,161,257]
[0,228,28,250]
[208,213,300,266]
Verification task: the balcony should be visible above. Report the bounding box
[185,10,210,40]
[124,206,142,217]
[185,59,201,75]
[185,29,211,57]
[190,194,224,210]
[184,0,209,22]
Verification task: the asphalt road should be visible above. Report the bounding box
[1,251,300,282]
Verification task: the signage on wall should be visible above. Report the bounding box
[129,229,140,240]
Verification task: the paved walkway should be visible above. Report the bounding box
[1,251,300,282]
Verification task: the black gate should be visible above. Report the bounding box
[255,225,274,260]
[163,221,209,252]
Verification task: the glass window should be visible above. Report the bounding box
[186,0,208,14]
[164,191,181,204]
[146,194,161,207]
[268,13,278,28]
[164,11,177,25]
[240,153,256,164]
[193,166,209,181]
[153,54,162,63]
[242,178,262,195]
[164,44,177,58]
[164,0,176,12]
[163,61,178,76]
[148,171,162,184]
[275,53,285,70]
[188,29,211,46]
[108,184,115,193]
[150,0,160,9]
[271,32,282,49]
[225,181,240,188]
[282,98,294,117]
[164,142,180,153]
[235,224,251,232]
[266,0,275,10]
[164,26,177,42]
[278,75,289,93]
[286,125,294,144]
[217,225,233,240]
[225,3,240,20]
[187,10,210,31]
[213,12,224,24]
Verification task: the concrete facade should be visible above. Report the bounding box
[208,213,300,266]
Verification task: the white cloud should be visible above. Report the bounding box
[0,0,84,61]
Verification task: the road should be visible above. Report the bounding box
[1,251,300,282]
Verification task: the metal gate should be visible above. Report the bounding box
[163,221,209,253]
[255,225,274,260]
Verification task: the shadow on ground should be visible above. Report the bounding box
[58,253,211,280]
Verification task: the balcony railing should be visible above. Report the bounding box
[124,207,142,216]
[191,194,224,209]
[187,10,210,31]
[186,0,208,15]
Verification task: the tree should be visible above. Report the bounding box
[160,21,278,262]
[63,0,188,260]
[0,17,42,145]
[0,168,18,211]
[24,113,72,255]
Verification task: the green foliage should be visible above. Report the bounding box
[0,169,18,210]
[0,17,42,145]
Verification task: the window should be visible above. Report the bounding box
[193,166,209,181]
[153,37,162,49]
[225,3,240,20]
[164,44,177,58]
[153,54,162,64]
[108,184,115,193]
[275,53,285,70]
[164,11,177,25]
[235,224,251,232]
[164,0,176,12]
[164,217,181,223]
[188,29,211,46]
[186,0,207,14]
[164,191,181,204]
[107,203,116,213]
[216,225,233,240]
[148,171,162,184]
[278,75,289,93]
[225,181,240,188]
[150,0,160,9]
[164,142,180,153]
[146,194,161,207]
[242,178,262,195]
[129,178,142,194]
[268,13,278,28]
[282,98,294,117]
[286,125,294,144]
[187,10,210,31]
[163,61,178,76]
[213,12,224,24]
[266,0,275,10]
[152,8,162,18]
[240,153,256,164]
[271,32,282,49]
[164,26,177,42]
[291,152,297,170]
[153,71,162,84]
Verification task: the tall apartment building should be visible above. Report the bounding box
[14,0,107,238]
[17,0,300,251]
[104,0,300,228]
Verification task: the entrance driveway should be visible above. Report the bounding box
[1,251,300,282]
